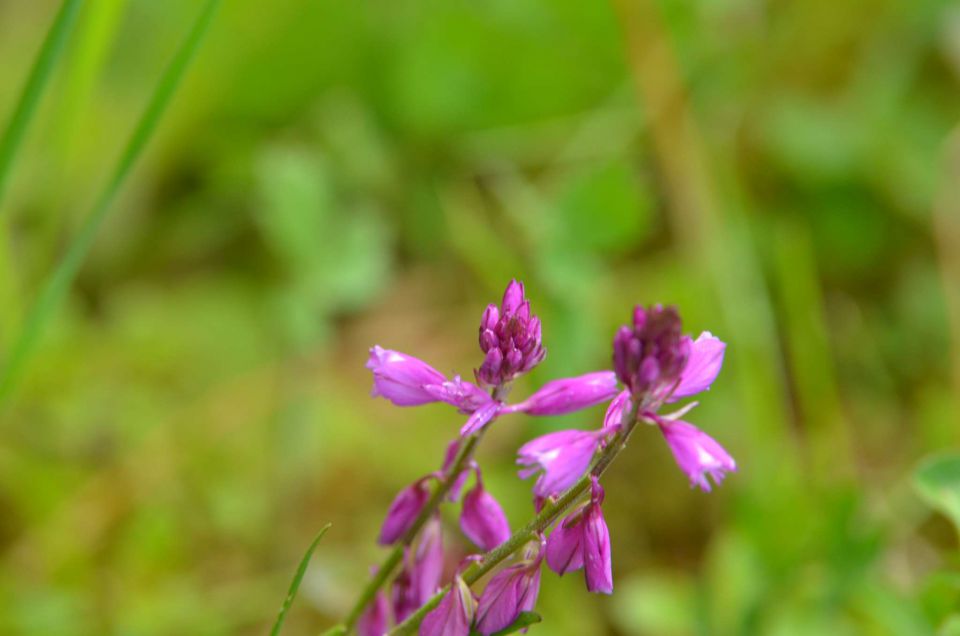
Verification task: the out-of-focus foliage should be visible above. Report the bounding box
[0,0,957,634]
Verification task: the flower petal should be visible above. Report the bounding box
[509,372,619,416]
[367,346,448,406]
[459,400,501,437]
[659,420,736,491]
[516,430,602,498]
[460,481,511,551]
[669,332,726,401]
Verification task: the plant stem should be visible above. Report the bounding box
[342,430,485,631]
[388,400,642,635]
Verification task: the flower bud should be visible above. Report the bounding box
[460,472,511,551]
[612,305,690,402]
[475,280,546,388]
[378,478,430,545]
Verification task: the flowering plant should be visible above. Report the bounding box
[299,280,735,636]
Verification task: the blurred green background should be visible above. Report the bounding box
[1,0,959,634]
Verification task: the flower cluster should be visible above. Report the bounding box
[351,283,736,636]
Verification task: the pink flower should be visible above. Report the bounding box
[476,280,546,388]
[393,517,445,623]
[367,346,490,411]
[505,371,619,416]
[545,477,612,594]
[419,575,477,636]
[658,420,736,491]
[517,429,607,498]
[459,471,510,551]
[357,588,389,636]
[668,332,726,401]
[379,478,432,545]
[475,540,544,635]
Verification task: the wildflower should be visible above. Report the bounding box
[460,470,511,551]
[517,429,609,498]
[545,477,612,594]
[476,280,546,388]
[657,419,736,491]
[419,575,477,636]
[612,305,690,404]
[612,305,735,491]
[379,477,432,545]
[393,517,445,623]
[504,371,619,416]
[475,538,544,635]
[367,346,491,411]
[357,587,389,636]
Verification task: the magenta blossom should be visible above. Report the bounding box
[393,516,445,623]
[368,282,619,439]
[503,371,619,416]
[612,305,690,404]
[460,470,511,551]
[517,429,610,498]
[658,419,736,491]
[668,331,726,401]
[475,538,544,635]
[357,587,389,636]
[379,477,432,545]
[545,477,612,594]
[420,575,477,636]
[476,280,546,388]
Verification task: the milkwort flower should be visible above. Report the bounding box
[366,280,619,439]
[609,305,735,490]
[475,537,544,635]
[459,468,511,551]
[419,574,477,636]
[393,516,445,623]
[544,477,612,594]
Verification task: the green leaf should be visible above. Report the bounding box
[0,0,221,404]
[470,612,542,636]
[270,523,333,636]
[0,0,83,206]
[319,625,347,636]
[914,453,960,533]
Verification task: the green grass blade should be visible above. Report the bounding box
[271,523,333,636]
[0,0,84,206]
[0,0,221,404]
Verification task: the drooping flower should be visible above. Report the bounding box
[419,575,477,636]
[517,429,608,498]
[505,371,619,416]
[475,538,544,635]
[658,419,736,491]
[476,280,546,388]
[393,516,445,623]
[357,587,389,636]
[545,477,612,594]
[379,477,432,545]
[460,470,510,551]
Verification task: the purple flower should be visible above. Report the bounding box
[460,471,510,551]
[459,400,502,437]
[612,305,690,403]
[475,540,544,635]
[658,420,736,491]
[545,477,613,594]
[601,389,632,433]
[379,478,431,545]
[357,588,389,636]
[517,429,606,498]
[476,280,546,388]
[420,575,477,636]
[668,332,726,402]
[393,517,445,623]
[368,346,490,411]
[506,371,619,416]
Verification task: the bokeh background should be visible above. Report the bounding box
[1,0,959,634]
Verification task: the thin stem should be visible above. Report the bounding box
[389,400,642,635]
[342,431,485,631]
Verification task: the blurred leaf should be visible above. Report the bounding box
[915,453,960,534]
[611,572,696,636]
[471,611,542,635]
[270,523,332,636]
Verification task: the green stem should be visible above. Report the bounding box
[389,401,642,635]
[342,431,485,631]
